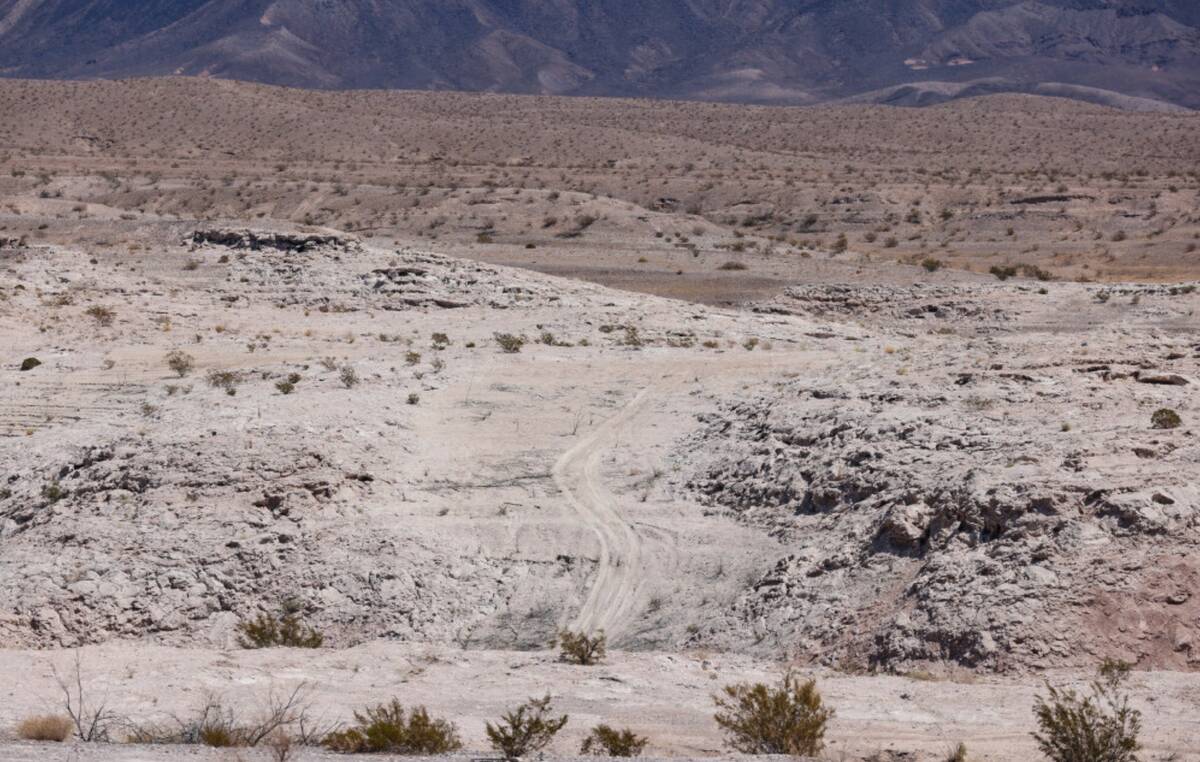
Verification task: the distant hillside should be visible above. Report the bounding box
[0,0,1197,109]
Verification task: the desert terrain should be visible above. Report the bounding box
[0,79,1198,760]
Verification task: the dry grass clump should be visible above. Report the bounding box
[556,630,606,665]
[16,715,73,742]
[580,724,648,756]
[713,672,833,756]
[322,700,462,754]
[486,695,568,759]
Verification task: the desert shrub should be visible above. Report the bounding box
[1032,664,1141,762]
[431,332,450,349]
[556,630,606,665]
[323,700,462,754]
[339,366,359,388]
[127,687,310,748]
[165,350,195,377]
[1151,408,1182,430]
[275,380,295,395]
[20,357,41,371]
[718,261,748,271]
[485,696,568,759]
[42,482,66,503]
[945,742,969,761]
[494,333,526,353]
[206,370,241,394]
[407,393,420,405]
[990,265,1018,281]
[85,305,115,326]
[405,351,421,365]
[713,672,833,756]
[16,715,73,742]
[921,257,944,272]
[238,601,323,649]
[580,725,647,757]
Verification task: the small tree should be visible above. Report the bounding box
[713,672,832,756]
[1032,664,1141,762]
[322,700,462,754]
[580,724,647,757]
[556,630,607,666]
[486,695,568,759]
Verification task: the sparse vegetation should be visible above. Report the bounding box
[580,725,648,757]
[1032,662,1141,762]
[238,600,324,649]
[339,366,360,388]
[323,700,463,754]
[1152,408,1182,430]
[85,305,115,326]
[486,696,568,759]
[713,672,832,756]
[165,350,195,377]
[494,333,526,353]
[556,630,607,665]
[16,715,74,742]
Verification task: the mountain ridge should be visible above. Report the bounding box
[0,0,1198,109]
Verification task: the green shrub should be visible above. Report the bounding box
[275,380,295,395]
[323,700,462,754]
[1152,408,1182,430]
[494,333,526,353]
[485,696,567,759]
[713,672,832,756]
[556,630,606,666]
[580,725,647,757]
[238,601,323,649]
[20,357,41,371]
[1032,665,1141,762]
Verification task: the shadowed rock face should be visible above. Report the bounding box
[0,0,1198,108]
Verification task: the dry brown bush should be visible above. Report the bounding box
[16,715,73,742]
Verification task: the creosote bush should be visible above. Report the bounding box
[238,601,323,649]
[580,724,647,757]
[16,715,74,742]
[165,350,195,377]
[323,700,462,754]
[485,695,568,759]
[1151,408,1182,430]
[1032,662,1141,762]
[85,305,115,326]
[556,629,607,665]
[713,672,833,756]
[494,333,526,353]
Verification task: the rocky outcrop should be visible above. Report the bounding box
[683,338,1200,673]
